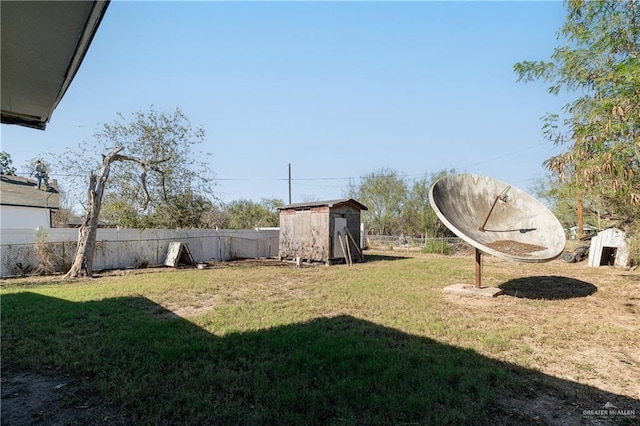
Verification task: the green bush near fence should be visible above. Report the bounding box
[421,239,452,255]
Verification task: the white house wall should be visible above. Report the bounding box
[0,205,50,229]
[0,228,279,277]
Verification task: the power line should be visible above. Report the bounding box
[37,142,556,187]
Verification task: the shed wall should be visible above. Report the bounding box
[279,207,330,262]
[278,203,363,263]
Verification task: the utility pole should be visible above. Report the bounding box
[288,163,291,204]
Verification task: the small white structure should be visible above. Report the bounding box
[588,227,630,268]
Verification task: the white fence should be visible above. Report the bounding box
[0,227,279,278]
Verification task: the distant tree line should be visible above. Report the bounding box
[346,168,455,238]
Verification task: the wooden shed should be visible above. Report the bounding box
[278,199,368,265]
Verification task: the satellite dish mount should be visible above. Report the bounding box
[429,174,566,298]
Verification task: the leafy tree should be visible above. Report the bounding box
[347,168,408,235]
[399,177,427,237]
[143,190,215,229]
[224,198,283,229]
[0,151,17,175]
[261,198,286,217]
[101,196,141,228]
[402,171,455,238]
[514,0,640,226]
[532,174,615,233]
[205,204,232,229]
[102,189,216,229]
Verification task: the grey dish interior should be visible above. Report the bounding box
[429,174,566,263]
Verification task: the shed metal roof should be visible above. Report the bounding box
[278,199,368,211]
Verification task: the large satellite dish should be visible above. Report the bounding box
[429,174,566,295]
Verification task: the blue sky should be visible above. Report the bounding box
[1,0,573,206]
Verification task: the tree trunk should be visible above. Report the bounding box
[65,147,123,278]
[577,192,584,240]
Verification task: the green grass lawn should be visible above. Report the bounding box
[2,252,638,425]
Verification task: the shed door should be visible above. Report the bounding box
[333,217,347,258]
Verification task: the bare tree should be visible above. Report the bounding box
[65,147,165,278]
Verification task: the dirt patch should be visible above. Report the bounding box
[497,391,637,426]
[147,290,221,319]
[1,366,130,425]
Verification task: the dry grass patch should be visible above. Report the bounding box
[442,255,639,400]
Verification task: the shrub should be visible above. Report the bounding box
[421,239,451,255]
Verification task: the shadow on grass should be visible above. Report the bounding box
[361,253,411,262]
[2,292,637,425]
[499,276,598,300]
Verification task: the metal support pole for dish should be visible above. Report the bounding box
[475,248,482,288]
